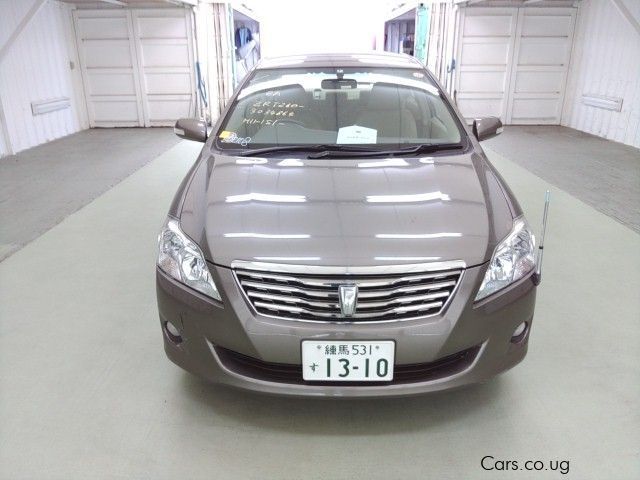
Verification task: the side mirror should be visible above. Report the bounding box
[174,118,207,143]
[472,117,503,142]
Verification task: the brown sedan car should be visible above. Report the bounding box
[156,52,541,397]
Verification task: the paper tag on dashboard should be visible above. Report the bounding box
[336,125,377,144]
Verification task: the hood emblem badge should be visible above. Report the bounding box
[338,284,358,317]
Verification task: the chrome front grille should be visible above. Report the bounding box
[233,264,463,322]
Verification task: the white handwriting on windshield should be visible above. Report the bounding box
[222,132,252,147]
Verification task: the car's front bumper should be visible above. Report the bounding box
[156,263,536,397]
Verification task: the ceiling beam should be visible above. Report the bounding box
[0,0,47,64]
[164,0,198,5]
[98,0,128,6]
[0,96,13,156]
[610,0,640,37]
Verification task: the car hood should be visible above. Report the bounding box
[179,150,515,268]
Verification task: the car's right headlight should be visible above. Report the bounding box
[475,217,536,301]
[157,217,221,301]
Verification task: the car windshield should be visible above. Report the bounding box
[215,67,464,151]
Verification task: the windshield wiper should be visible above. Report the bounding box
[233,144,381,157]
[307,143,464,159]
[228,142,464,158]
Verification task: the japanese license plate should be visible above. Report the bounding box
[301,340,395,382]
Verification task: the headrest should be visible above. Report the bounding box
[367,83,401,111]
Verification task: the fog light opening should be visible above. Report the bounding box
[511,321,528,343]
[164,321,183,344]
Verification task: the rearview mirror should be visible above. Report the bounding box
[472,117,503,142]
[320,78,357,90]
[174,118,207,143]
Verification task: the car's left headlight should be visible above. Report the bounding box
[475,217,536,301]
[157,217,221,301]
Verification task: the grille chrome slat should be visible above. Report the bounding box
[247,289,450,310]
[240,280,338,298]
[358,280,457,298]
[235,265,463,322]
[253,300,445,319]
[240,269,463,289]
[355,291,450,308]
[239,279,457,299]
[248,291,340,309]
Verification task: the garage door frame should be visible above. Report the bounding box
[506,6,576,124]
[73,7,196,128]
[454,6,576,125]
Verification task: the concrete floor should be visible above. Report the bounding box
[0,128,180,261]
[0,134,639,479]
[486,126,640,233]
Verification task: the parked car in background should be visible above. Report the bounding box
[156,52,539,397]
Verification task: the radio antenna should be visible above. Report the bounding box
[533,190,550,286]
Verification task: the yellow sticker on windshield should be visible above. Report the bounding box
[219,130,232,139]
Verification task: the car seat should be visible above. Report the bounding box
[355,84,417,141]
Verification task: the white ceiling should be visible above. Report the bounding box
[59,0,195,8]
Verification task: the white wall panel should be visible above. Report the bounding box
[455,8,518,122]
[140,43,190,67]
[511,98,559,118]
[0,0,84,156]
[74,9,143,127]
[147,98,192,122]
[137,17,186,38]
[462,13,513,36]
[145,73,192,94]
[460,42,510,65]
[521,14,572,36]
[83,40,133,68]
[459,71,506,93]
[562,0,640,148]
[513,71,563,93]
[92,100,140,122]
[457,97,504,118]
[87,72,137,96]
[76,17,129,38]
[132,9,196,126]
[507,7,575,124]
[518,38,570,66]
